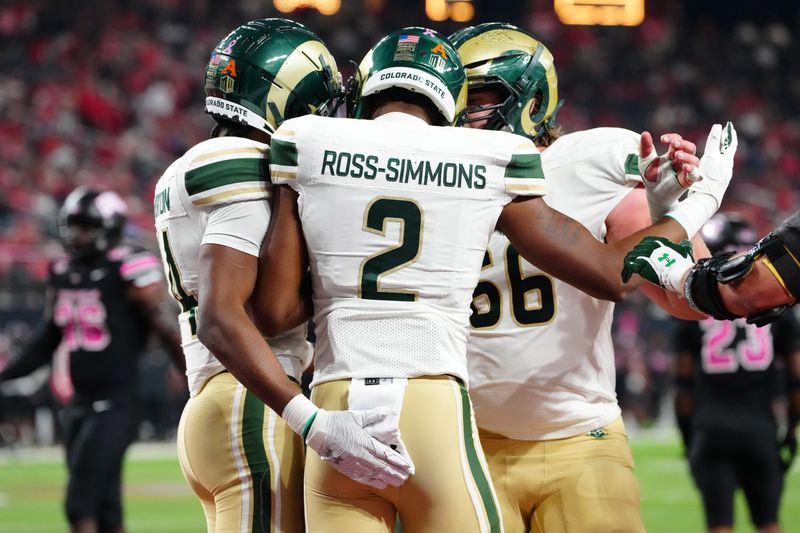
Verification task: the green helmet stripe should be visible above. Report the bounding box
[265,39,338,127]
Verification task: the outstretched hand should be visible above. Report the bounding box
[638,131,701,222]
[639,131,700,188]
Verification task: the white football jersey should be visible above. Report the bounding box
[154,136,309,396]
[467,127,643,440]
[270,112,545,387]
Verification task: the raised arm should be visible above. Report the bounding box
[499,196,691,302]
[501,123,735,303]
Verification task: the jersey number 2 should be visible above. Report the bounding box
[359,198,422,302]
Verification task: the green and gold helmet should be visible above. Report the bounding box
[347,27,467,126]
[449,22,562,141]
[204,18,341,134]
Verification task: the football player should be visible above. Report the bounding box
[152,19,364,533]
[672,213,800,533]
[0,187,182,533]
[254,27,733,533]
[449,22,724,532]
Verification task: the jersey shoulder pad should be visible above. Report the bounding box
[269,115,320,185]
[110,244,164,287]
[181,137,270,208]
[547,127,641,185]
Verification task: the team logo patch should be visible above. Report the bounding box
[394,34,419,61]
[219,75,235,94]
[427,53,446,72]
[587,428,608,438]
[430,43,448,59]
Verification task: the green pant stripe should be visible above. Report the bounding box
[459,383,501,533]
[242,391,271,532]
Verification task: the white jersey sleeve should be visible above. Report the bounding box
[154,136,304,396]
[467,128,642,440]
[202,201,270,256]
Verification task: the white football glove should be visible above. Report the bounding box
[691,122,738,210]
[282,395,414,489]
[666,122,738,238]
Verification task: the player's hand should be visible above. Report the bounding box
[639,132,700,222]
[780,431,797,472]
[688,122,738,212]
[305,407,415,489]
[621,236,694,292]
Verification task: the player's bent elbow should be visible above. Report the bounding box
[195,310,229,360]
[252,304,294,337]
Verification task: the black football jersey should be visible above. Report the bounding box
[48,244,163,401]
[675,312,800,432]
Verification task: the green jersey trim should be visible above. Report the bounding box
[624,153,640,176]
[185,158,268,199]
[504,153,545,180]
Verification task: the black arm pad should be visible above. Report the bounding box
[684,253,741,321]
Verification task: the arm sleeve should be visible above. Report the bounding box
[201,200,271,257]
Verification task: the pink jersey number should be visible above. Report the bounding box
[700,318,773,374]
[53,289,111,352]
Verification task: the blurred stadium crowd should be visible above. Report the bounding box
[1,0,799,443]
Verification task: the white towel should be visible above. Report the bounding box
[348,378,412,466]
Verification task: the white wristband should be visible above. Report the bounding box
[281,394,318,438]
[664,192,718,239]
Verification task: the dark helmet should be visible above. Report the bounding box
[347,27,468,126]
[204,18,342,134]
[59,187,127,258]
[449,22,562,141]
[700,213,758,255]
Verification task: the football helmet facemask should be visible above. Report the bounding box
[449,22,562,141]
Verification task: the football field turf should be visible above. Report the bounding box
[0,435,797,532]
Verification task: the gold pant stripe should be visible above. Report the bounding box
[178,372,304,533]
[305,377,502,533]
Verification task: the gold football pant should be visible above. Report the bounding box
[177,372,304,533]
[480,417,645,533]
[305,376,502,533]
